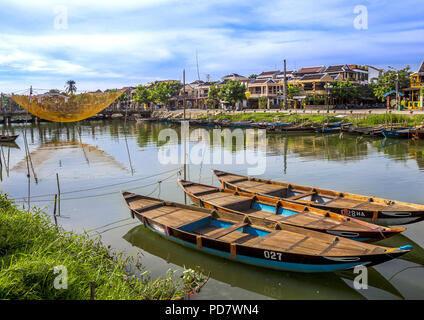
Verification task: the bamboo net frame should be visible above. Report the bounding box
[8,89,126,122]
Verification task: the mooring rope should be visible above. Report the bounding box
[12,169,180,203]
[11,167,182,201]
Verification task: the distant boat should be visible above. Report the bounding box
[135,117,152,123]
[0,134,19,143]
[121,191,411,273]
[314,123,352,134]
[413,127,424,139]
[381,128,412,139]
[345,125,384,137]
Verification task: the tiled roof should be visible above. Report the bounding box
[419,61,424,75]
[367,65,383,72]
[300,73,328,81]
[222,73,247,79]
[249,79,275,84]
[324,65,349,73]
[257,70,280,77]
[296,66,324,74]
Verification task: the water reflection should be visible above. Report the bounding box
[12,141,129,177]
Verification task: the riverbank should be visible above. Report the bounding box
[0,194,205,300]
[189,111,424,127]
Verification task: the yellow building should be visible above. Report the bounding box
[405,62,424,110]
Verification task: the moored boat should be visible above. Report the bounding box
[413,126,424,139]
[121,191,411,273]
[314,122,352,134]
[135,117,152,123]
[382,128,412,139]
[345,125,384,136]
[0,134,19,143]
[212,170,424,225]
[178,179,405,242]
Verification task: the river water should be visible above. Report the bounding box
[1,120,424,300]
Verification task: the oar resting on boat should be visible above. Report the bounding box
[177,180,405,243]
[212,169,424,226]
[121,191,411,273]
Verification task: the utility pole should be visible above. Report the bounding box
[283,59,288,110]
[183,69,186,120]
[396,70,399,109]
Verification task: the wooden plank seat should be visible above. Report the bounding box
[286,191,316,201]
[235,181,287,196]
[228,178,248,184]
[206,223,247,239]
[193,189,221,197]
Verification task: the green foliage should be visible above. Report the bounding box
[150,81,181,106]
[218,80,246,107]
[207,84,220,109]
[0,195,205,300]
[287,84,302,99]
[248,74,258,79]
[258,97,268,109]
[65,80,77,95]
[133,85,152,106]
[329,80,358,104]
[373,66,412,101]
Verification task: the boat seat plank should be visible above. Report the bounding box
[228,178,248,184]
[206,223,247,239]
[153,208,210,228]
[219,231,255,243]
[286,191,316,201]
[235,181,287,196]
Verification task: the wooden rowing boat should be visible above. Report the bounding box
[178,180,405,242]
[344,125,384,136]
[212,170,424,225]
[121,191,411,273]
[0,134,19,143]
[382,128,412,139]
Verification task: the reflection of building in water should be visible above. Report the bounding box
[12,141,129,178]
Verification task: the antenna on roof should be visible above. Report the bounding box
[196,50,200,81]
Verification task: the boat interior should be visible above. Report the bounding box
[178,180,387,233]
[213,171,424,212]
[121,191,389,256]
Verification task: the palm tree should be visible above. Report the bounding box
[65,80,77,95]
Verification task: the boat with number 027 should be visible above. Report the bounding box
[178,180,405,242]
[212,170,424,225]
[121,191,411,273]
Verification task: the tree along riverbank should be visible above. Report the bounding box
[0,194,206,300]
[196,112,424,127]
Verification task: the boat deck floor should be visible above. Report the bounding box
[192,223,379,256]
[186,186,375,232]
[220,177,419,212]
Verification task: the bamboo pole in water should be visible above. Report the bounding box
[56,173,61,216]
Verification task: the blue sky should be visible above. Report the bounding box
[0,0,423,92]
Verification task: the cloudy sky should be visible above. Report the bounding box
[0,0,423,92]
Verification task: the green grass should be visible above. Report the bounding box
[0,195,205,300]
[200,112,424,127]
[350,114,424,127]
[200,112,341,125]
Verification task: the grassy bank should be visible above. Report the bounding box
[0,195,205,300]
[199,112,424,127]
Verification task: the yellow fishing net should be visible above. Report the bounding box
[8,89,126,122]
